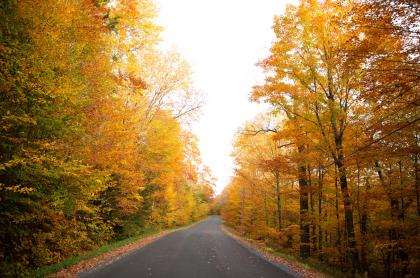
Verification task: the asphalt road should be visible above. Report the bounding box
[79,216,300,278]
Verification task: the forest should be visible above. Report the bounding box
[1,0,419,277]
[0,0,214,276]
[220,0,419,277]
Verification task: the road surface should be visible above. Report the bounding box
[79,216,300,278]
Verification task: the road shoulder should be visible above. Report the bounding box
[47,230,172,278]
[222,226,330,278]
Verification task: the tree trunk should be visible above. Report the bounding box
[298,146,310,259]
[414,154,420,217]
[308,166,317,254]
[334,165,343,268]
[318,166,323,260]
[360,176,370,275]
[241,186,245,235]
[336,154,359,273]
[275,172,282,231]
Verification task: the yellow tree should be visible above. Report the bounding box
[252,0,363,270]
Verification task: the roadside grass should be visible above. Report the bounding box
[31,227,162,278]
[223,225,355,278]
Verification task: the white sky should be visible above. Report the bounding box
[156,0,293,194]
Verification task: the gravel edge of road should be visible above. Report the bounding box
[48,219,207,278]
[222,226,330,278]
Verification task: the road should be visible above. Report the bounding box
[79,216,300,278]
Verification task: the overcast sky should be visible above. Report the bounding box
[156,0,293,193]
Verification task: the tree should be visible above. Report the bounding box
[0,0,212,276]
[222,0,420,276]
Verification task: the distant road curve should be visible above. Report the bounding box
[79,216,300,278]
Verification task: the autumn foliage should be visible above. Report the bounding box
[221,0,419,277]
[0,0,213,276]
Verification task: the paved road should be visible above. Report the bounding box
[80,216,299,278]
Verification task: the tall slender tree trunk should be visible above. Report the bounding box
[308,166,317,253]
[414,155,420,217]
[275,172,282,231]
[334,165,343,269]
[318,166,323,260]
[241,186,245,235]
[298,146,310,259]
[333,129,359,273]
[398,161,409,276]
[360,176,370,275]
[357,161,369,275]
[336,154,359,273]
